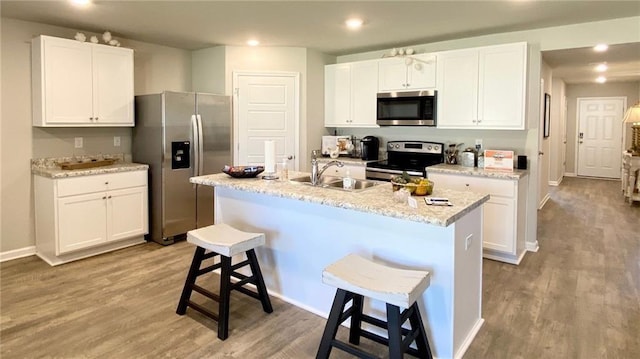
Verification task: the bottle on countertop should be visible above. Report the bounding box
[343,170,354,190]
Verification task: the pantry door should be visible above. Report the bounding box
[576,97,625,178]
[233,72,299,170]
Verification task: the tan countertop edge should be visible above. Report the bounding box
[32,163,149,179]
[427,163,529,180]
[191,172,490,227]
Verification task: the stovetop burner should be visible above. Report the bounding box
[366,141,444,180]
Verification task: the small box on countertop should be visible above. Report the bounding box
[484,150,514,172]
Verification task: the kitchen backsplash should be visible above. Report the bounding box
[331,127,529,158]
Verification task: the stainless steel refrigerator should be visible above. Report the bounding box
[133,91,231,245]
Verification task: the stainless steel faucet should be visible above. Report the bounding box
[311,150,343,186]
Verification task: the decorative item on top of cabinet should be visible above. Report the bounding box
[378,52,437,91]
[437,42,527,130]
[324,60,379,128]
[31,35,134,127]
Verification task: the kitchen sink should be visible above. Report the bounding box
[289,175,380,192]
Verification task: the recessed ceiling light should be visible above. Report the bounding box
[345,18,364,30]
[70,0,91,6]
[593,44,608,52]
[247,39,259,46]
[595,63,608,72]
[596,76,607,83]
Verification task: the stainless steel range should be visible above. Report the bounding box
[366,141,444,181]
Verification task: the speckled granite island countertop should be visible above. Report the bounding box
[427,163,528,179]
[190,171,489,227]
[32,154,149,178]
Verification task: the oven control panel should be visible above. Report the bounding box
[387,141,443,155]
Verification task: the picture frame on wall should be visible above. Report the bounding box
[543,93,551,138]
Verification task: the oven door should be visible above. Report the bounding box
[365,167,423,181]
[376,90,436,126]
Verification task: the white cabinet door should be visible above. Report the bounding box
[436,48,479,128]
[378,57,410,91]
[483,196,516,253]
[324,61,378,128]
[407,54,437,89]
[350,61,378,127]
[477,43,526,129]
[437,43,527,130]
[324,64,351,126]
[57,193,108,254]
[92,46,134,125]
[41,37,94,125]
[108,186,148,242]
[32,35,134,127]
[323,164,366,179]
[378,54,436,91]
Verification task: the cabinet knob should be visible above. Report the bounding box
[102,196,107,200]
[105,182,109,185]
[90,117,94,121]
[108,195,112,199]
[95,117,98,121]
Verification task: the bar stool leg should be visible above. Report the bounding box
[408,302,433,359]
[348,293,364,345]
[176,246,206,315]
[246,249,273,313]
[316,289,349,359]
[386,303,403,359]
[217,255,232,340]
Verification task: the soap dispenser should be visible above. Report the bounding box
[343,170,354,190]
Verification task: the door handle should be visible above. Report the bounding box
[287,155,294,160]
[579,141,583,144]
[539,151,544,156]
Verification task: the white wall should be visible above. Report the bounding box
[0,17,192,253]
[550,78,567,184]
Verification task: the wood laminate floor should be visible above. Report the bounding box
[1,177,638,358]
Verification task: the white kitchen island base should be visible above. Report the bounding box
[214,186,483,359]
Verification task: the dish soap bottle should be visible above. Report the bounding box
[343,170,354,190]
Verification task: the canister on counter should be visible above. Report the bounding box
[460,147,477,167]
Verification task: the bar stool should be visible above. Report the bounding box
[316,254,433,359]
[176,223,273,340]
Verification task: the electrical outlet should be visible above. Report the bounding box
[114,136,121,147]
[475,139,483,148]
[465,234,473,250]
[74,137,83,149]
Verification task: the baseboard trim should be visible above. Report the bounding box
[549,176,563,186]
[454,318,484,359]
[526,241,539,252]
[538,193,551,209]
[0,246,36,263]
[565,172,577,177]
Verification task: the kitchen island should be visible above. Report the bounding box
[190,172,489,359]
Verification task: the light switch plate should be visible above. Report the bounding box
[74,137,83,148]
[114,136,121,147]
[475,139,483,148]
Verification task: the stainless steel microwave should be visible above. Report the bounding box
[376,90,437,126]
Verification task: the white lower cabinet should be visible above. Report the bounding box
[428,172,528,264]
[35,170,148,265]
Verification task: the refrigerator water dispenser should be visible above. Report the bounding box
[172,141,191,169]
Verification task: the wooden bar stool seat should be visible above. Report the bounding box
[176,223,273,340]
[317,254,433,359]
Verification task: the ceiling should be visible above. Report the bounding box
[2,0,640,84]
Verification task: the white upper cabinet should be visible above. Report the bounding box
[378,53,437,91]
[325,60,379,128]
[437,42,527,130]
[32,35,134,127]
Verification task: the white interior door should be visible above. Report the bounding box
[233,72,299,170]
[577,97,625,178]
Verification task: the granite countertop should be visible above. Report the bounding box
[190,171,489,227]
[427,163,528,180]
[32,154,149,179]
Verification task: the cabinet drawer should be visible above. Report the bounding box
[429,173,515,197]
[57,171,147,197]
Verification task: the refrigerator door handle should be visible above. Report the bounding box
[196,114,204,176]
[190,114,199,182]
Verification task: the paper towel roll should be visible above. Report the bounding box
[264,140,276,173]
